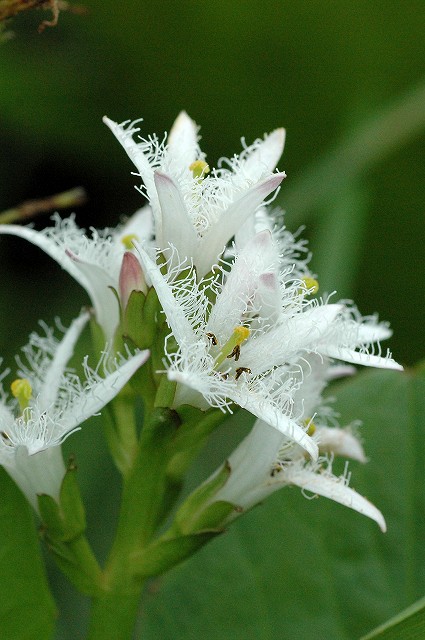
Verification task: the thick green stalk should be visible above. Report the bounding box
[86,408,180,638]
[86,589,144,640]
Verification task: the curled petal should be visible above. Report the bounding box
[278,466,386,532]
[317,426,366,463]
[319,345,403,370]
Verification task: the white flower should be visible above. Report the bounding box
[0,114,283,338]
[0,208,152,341]
[205,355,386,531]
[0,311,149,509]
[136,225,401,462]
[103,112,286,276]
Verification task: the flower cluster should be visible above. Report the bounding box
[0,111,402,532]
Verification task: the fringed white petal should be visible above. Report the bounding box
[103,117,155,192]
[103,117,162,232]
[278,466,386,531]
[319,344,403,370]
[242,304,343,373]
[0,224,92,294]
[114,205,154,247]
[215,419,284,508]
[355,322,393,344]
[59,349,150,434]
[207,230,278,341]
[236,393,318,460]
[0,402,14,432]
[136,245,198,348]
[195,172,285,277]
[39,311,90,411]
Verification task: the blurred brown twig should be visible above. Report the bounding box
[0,187,87,224]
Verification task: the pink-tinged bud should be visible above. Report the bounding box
[119,252,147,309]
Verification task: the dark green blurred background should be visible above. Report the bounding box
[0,2,424,637]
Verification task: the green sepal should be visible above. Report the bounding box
[149,406,226,528]
[38,463,102,596]
[37,494,67,541]
[140,287,160,348]
[173,461,231,534]
[37,462,85,542]
[131,530,223,579]
[41,536,102,597]
[122,289,146,348]
[58,461,86,537]
[184,500,236,533]
[89,314,107,357]
[154,374,176,408]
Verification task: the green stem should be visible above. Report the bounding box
[86,409,180,638]
[87,588,144,640]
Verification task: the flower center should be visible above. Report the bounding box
[189,160,210,180]
[11,378,32,413]
[213,326,250,369]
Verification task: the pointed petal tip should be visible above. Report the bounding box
[270,127,286,151]
[102,115,116,129]
[172,110,195,128]
[260,171,286,192]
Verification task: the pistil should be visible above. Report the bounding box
[11,378,32,413]
[214,326,250,369]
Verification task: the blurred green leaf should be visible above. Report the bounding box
[284,79,425,224]
[0,469,56,639]
[361,594,425,639]
[310,182,370,297]
[139,363,425,640]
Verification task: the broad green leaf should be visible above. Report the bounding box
[361,594,425,639]
[139,363,425,640]
[0,469,56,639]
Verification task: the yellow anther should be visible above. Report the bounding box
[11,378,32,412]
[189,160,210,180]
[303,418,316,436]
[121,234,139,250]
[214,326,250,368]
[301,277,319,295]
